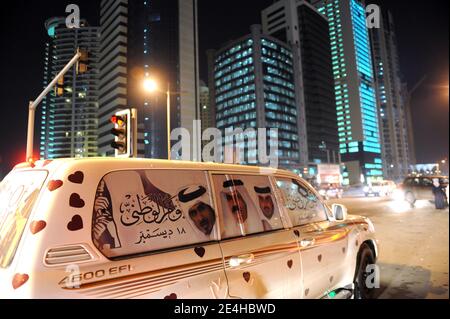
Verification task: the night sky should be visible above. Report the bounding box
[0,0,448,176]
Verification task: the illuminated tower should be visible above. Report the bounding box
[210,25,301,169]
[41,17,100,159]
[313,0,383,185]
[370,10,412,181]
[98,0,200,160]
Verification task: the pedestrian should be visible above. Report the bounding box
[432,178,448,210]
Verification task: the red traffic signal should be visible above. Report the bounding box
[111,115,126,127]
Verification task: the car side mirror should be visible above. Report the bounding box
[332,204,348,221]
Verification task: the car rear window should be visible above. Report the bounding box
[0,170,48,268]
[92,170,218,259]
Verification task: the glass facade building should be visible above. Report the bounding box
[40,17,100,160]
[211,25,300,168]
[370,10,412,181]
[262,0,339,167]
[98,0,199,160]
[314,0,383,184]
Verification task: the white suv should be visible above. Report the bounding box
[0,158,378,299]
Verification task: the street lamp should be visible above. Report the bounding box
[143,78,175,161]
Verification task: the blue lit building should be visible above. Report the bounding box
[209,25,301,169]
[312,0,384,185]
[41,17,100,159]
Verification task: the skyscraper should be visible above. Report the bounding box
[370,10,412,181]
[98,0,199,160]
[262,0,339,167]
[40,17,100,160]
[199,80,213,133]
[313,0,384,185]
[210,25,301,169]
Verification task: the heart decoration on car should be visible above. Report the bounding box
[243,272,251,283]
[164,293,178,300]
[194,247,206,258]
[287,260,293,269]
[30,221,47,235]
[48,180,63,192]
[67,215,84,231]
[68,171,84,184]
[70,193,85,208]
[12,274,29,290]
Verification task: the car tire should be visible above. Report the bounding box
[354,244,376,299]
[405,192,416,207]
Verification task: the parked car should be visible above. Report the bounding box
[364,180,396,197]
[401,176,449,206]
[319,184,344,200]
[0,158,378,299]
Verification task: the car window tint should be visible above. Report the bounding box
[213,175,283,239]
[276,178,328,226]
[92,170,218,258]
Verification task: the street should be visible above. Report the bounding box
[327,196,449,299]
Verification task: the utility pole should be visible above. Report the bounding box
[26,49,86,162]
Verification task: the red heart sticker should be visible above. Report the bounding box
[30,221,47,235]
[12,274,29,290]
[48,180,63,192]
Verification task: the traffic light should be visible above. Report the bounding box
[76,49,88,75]
[111,109,131,158]
[54,77,64,97]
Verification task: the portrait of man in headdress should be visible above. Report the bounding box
[178,185,217,238]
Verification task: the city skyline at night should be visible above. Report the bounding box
[0,0,448,175]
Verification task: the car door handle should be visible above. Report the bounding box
[300,238,316,248]
[229,254,255,267]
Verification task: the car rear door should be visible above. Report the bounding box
[211,173,302,299]
[82,169,228,299]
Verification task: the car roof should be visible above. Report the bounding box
[13,158,299,179]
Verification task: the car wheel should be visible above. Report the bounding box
[405,192,416,207]
[354,244,376,299]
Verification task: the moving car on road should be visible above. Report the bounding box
[0,158,379,299]
[400,176,449,207]
[364,180,396,197]
[319,184,344,200]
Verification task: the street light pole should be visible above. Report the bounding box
[167,82,171,161]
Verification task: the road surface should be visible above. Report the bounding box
[327,196,449,299]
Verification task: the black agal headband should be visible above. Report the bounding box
[223,180,244,188]
[178,186,207,203]
[254,187,271,194]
